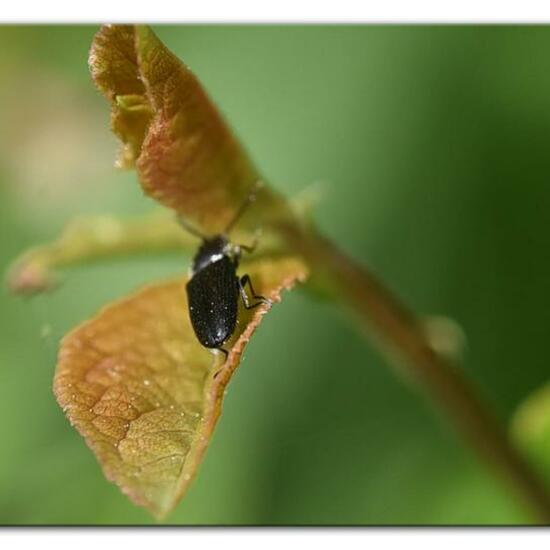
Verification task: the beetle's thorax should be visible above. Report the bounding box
[191,234,240,275]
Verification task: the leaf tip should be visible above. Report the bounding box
[6,256,56,295]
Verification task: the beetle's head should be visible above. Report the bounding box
[191,234,234,274]
[204,234,228,251]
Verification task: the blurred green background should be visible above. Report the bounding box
[1,25,550,525]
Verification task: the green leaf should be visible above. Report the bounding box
[6,211,194,295]
[512,382,550,484]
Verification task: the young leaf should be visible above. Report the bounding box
[54,256,308,519]
[512,382,550,484]
[7,211,195,295]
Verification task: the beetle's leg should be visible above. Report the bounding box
[219,347,229,360]
[213,348,229,379]
[237,241,256,254]
[238,274,272,309]
[235,229,262,254]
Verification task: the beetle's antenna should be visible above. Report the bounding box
[224,180,264,235]
[176,214,207,240]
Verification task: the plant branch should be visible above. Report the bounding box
[296,228,550,524]
[9,198,549,521]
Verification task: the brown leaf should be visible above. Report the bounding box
[53,256,308,519]
[90,25,294,234]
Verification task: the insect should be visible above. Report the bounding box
[180,182,271,361]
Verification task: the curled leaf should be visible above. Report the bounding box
[90,25,295,235]
[54,256,308,519]
[89,25,153,168]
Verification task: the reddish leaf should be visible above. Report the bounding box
[90,25,294,234]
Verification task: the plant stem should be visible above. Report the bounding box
[10,203,550,521]
[299,229,550,524]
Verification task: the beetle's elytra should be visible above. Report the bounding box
[181,182,271,359]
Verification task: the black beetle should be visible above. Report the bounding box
[180,182,271,360]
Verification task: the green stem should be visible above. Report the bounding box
[298,229,550,523]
